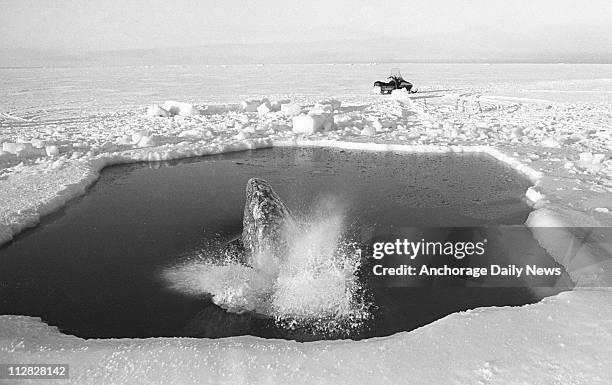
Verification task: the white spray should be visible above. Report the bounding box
[163,196,369,328]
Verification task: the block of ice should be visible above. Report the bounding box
[576,152,607,172]
[31,139,46,149]
[242,98,270,113]
[292,114,328,134]
[579,152,606,165]
[131,130,150,145]
[526,187,544,204]
[146,104,171,117]
[257,103,271,116]
[3,142,45,158]
[370,118,383,132]
[280,103,302,117]
[136,135,157,148]
[161,101,200,117]
[360,126,376,136]
[270,99,290,112]
[234,131,250,140]
[45,145,60,157]
[541,138,560,148]
[2,142,22,154]
[391,88,413,105]
[116,135,132,145]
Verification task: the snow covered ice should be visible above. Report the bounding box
[1,291,610,384]
[1,63,612,384]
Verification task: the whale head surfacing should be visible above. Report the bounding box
[242,178,293,262]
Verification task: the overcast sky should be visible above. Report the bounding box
[0,0,610,62]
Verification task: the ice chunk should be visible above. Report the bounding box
[280,103,302,117]
[526,187,544,204]
[161,101,199,117]
[270,99,290,112]
[257,102,271,116]
[291,103,335,133]
[131,130,150,144]
[370,118,383,132]
[31,139,46,149]
[576,152,607,172]
[391,88,413,105]
[136,135,156,148]
[360,126,376,136]
[292,114,315,134]
[116,135,132,145]
[45,145,59,157]
[292,114,329,134]
[242,98,270,112]
[541,138,560,148]
[146,104,170,117]
[3,142,45,158]
[2,142,22,154]
[580,152,606,164]
[234,130,251,140]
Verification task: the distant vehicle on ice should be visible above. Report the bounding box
[373,68,417,94]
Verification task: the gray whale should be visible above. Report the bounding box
[242,178,294,261]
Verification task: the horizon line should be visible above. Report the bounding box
[2,61,612,70]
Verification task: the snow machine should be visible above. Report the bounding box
[373,68,417,94]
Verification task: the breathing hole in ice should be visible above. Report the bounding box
[0,147,573,341]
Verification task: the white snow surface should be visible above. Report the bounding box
[1,290,611,384]
[1,64,612,384]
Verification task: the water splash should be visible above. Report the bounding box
[162,196,370,332]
